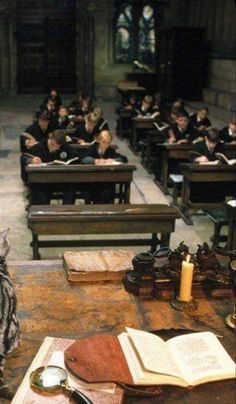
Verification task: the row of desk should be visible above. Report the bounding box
[26,164,137,205]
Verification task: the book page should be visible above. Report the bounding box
[126,328,181,378]
[118,333,186,386]
[167,332,236,386]
[12,337,122,404]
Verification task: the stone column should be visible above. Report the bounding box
[0,1,17,95]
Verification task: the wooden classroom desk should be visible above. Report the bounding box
[116,109,133,137]
[179,163,236,224]
[5,260,235,404]
[155,142,236,194]
[131,117,156,149]
[26,163,137,204]
[157,143,191,193]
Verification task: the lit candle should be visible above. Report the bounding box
[179,254,194,302]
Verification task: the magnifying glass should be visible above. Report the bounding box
[30,365,93,404]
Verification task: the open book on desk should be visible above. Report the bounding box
[28,157,80,167]
[64,327,235,388]
[215,152,236,165]
[119,328,235,387]
[191,151,236,165]
[154,122,170,131]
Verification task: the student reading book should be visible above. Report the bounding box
[64,327,235,388]
[21,131,79,204]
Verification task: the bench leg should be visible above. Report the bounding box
[32,234,40,260]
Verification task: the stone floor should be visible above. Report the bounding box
[0,95,226,260]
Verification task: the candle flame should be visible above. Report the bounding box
[186,254,191,263]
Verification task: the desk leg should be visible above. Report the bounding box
[118,183,124,204]
[227,217,236,250]
[151,233,158,252]
[180,177,193,225]
[160,233,170,247]
[28,185,32,205]
[161,152,169,194]
[132,125,137,149]
[124,183,130,204]
[32,234,40,260]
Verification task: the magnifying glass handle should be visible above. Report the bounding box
[68,387,93,404]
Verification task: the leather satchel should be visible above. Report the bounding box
[64,334,162,397]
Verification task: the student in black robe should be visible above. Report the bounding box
[72,108,109,143]
[22,130,79,204]
[20,112,51,153]
[219,118,236,143]
[189,107,212,133]
[50,106,70,131]
[69,92,92,118]
[134,95,159,118]
[189,129,227,203]
[153,112,198,181]
[43,88,62,109]
[190,130,225,163]
[168,111,197,144]
[81,130,127,204]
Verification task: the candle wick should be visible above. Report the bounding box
[186,254,190,263]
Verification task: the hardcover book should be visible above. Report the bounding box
[64,327,235,387]
[63,249,134,282]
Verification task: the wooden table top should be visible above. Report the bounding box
[4,260,236,404]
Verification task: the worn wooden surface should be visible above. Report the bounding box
[27,204,178,258]
[4,260,236,404]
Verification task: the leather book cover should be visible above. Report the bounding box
[63,250,134,281]
[64,334,134,385]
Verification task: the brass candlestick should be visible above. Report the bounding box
[171,295,198,312]
[225,258,236,330]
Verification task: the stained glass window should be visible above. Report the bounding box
[138,5,156,63]
[115,3,156,65]
[115,6,133,63]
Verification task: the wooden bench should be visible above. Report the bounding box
[204,208,228,249]
[28,204,179,259]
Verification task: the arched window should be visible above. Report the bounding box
[138,5,156,63]
[114,2,156,65]
[115,5,133,63]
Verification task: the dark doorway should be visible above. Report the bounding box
[16,0,77,94]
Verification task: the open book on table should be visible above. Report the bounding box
[191,150,236,166]
[27,156,80,166]
[215,152,236,165]
[154,122,170,131]
[118,328,235,387]
[64,327,235,388]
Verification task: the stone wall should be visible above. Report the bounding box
[203,59,236,112]
[187,0,236,112]
[0,0,235,111]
